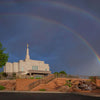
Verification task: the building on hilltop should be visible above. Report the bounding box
[4,44,51,78]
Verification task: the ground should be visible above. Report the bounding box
[0,78,100,96]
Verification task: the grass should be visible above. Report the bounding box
[39,89,46,91]
[0,85,5,90]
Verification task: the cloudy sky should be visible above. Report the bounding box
[0,0,100,76]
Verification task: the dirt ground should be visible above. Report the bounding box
[0,78,100,95]
[0,80,16,90]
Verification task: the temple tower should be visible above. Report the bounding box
[25,44,30,61]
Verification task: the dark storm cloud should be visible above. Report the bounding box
[0,0,100,75]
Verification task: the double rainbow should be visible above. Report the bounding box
[0,1,100,62]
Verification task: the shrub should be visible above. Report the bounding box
[0,85,5,90]
[2,72,8,77]
[39,89,46,91]
[36,77,42,79]
[65,83,72,87]
[12,73,16,77]
[64,80,72,87]
[30,77,34,79]
[89,76,96,83]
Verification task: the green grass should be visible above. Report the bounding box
[39,89,46,91]
[0,85,5,90]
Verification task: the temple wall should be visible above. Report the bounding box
[13,62,18,72]
[38,64,49,71]
[4,59,50,74]
[4,62,13,73]
[18,60,50,73]
[19,60,25,72]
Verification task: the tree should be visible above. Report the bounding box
[53,72,59,74]
[53,71,67,78]
[59,71,67,75]
[59,71,67,77]
[0,42,9,68]
[53,72,59,78]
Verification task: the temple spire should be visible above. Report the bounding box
[27,43,29,48]
[25,43,30,61]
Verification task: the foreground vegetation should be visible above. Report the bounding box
[0,85,5,90]
[65,80,72,87]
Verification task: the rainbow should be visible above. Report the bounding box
[44,1,100,24]
[0,1,100,62]
[0,1,100,24]
[0,13,100,62]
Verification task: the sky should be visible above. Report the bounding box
[0,0,100,76]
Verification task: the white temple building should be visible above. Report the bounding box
[4,44,51,77]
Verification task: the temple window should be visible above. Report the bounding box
[21,67,24,71]
[32,66,38,70]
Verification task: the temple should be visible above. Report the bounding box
[4,44,51,78]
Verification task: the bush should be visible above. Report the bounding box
[36,77,42,79]
[12,73,16,77]
[64,83,72,87]
[30,77,34,79]
[39,89,46,91]
[0,85,5,90]
[64,80,72,87]
[89,76,96,83]
[2,72,8,77]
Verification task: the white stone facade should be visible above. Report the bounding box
[4,44,51,75]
